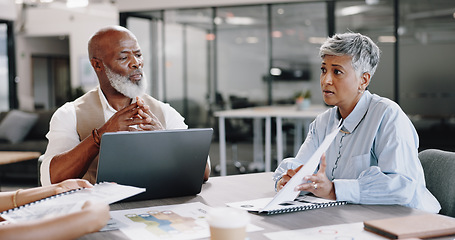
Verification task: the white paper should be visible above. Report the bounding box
[227,195,339,213]
[264,222,386,240]
[1,182,145,223]
[107,202,263,240]
[261,122,342,212]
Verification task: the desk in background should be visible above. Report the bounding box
[0,151,41,165]
[0,151,41,189]
[81,172,442,240]
[214,105,329,176]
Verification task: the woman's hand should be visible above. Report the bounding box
[295,154,336,200]
[54,179,93,195]
[276,165,303,191]
[80,201,111,233]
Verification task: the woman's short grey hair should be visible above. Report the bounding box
[319,32,381,77]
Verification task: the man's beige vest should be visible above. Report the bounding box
[74,88,166,184]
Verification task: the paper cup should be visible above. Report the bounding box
[206,207,250,240]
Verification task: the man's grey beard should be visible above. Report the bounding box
[104,64,147,98]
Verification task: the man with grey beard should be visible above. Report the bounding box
[40,26,210,186]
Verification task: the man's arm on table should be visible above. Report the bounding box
[42,100,211,185]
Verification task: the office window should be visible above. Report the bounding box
[335,0,395,100]
[399,0,455,116]
[216,5,268,106]
[270,2,327,104]
[0,23,8,111]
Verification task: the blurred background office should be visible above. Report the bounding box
[0,0,454,186]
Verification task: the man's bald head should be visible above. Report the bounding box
[88,25,137,60]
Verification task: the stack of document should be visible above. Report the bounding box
[1,182,145,223]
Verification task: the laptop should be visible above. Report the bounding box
[96,128,213,201]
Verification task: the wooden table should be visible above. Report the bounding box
[79,172,453,240]
[0,151,41,189]
[0,151,41,165]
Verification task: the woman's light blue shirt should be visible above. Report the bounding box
[273,91,440,213]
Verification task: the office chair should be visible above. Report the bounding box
[419,149,455,217]
[213,94,254,174]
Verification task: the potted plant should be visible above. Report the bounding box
[294,89,311,110]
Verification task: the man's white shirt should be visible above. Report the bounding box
[40,87,188,186]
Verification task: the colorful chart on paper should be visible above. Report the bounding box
[108,202,211,240]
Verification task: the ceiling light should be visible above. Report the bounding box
[270,68,282,76]
[206,33,215,41]
[272,31,282,38]
[246,37,258,44]
[365,0,379,5]
[213,17,223,25]
[378,36,396,43]
[226,17,254,25]
[337,6,370,16]
[308,37,327,44]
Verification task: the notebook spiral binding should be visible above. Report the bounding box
[1,186,88,215]
[265,201,347,215]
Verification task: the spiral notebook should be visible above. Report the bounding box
[228,121,344,215]
[1,182,145,223]
[227,194,346,215]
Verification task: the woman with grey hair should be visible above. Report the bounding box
[273,32,440,213]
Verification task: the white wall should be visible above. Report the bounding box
[0,0,16,20]
[15,3,118,110]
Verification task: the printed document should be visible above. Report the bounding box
[1,182,145,223]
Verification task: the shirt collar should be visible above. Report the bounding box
[338,90,371,134]
[97,86,136,113]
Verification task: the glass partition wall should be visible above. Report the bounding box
[398,0,455,150]
[121,1,455,153]
[270,2,327,105]
[123,2,329,129]
[125,9,214,128]
[335,0,395,101]
[216,6,269,106]
[0,23,8,111]
[398,0,455,117]
[0,21,16,111]
[164,9,213,128]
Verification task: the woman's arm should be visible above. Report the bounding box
[0,201,109,240]
[334,108,425,206]
[0,179,92,212]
